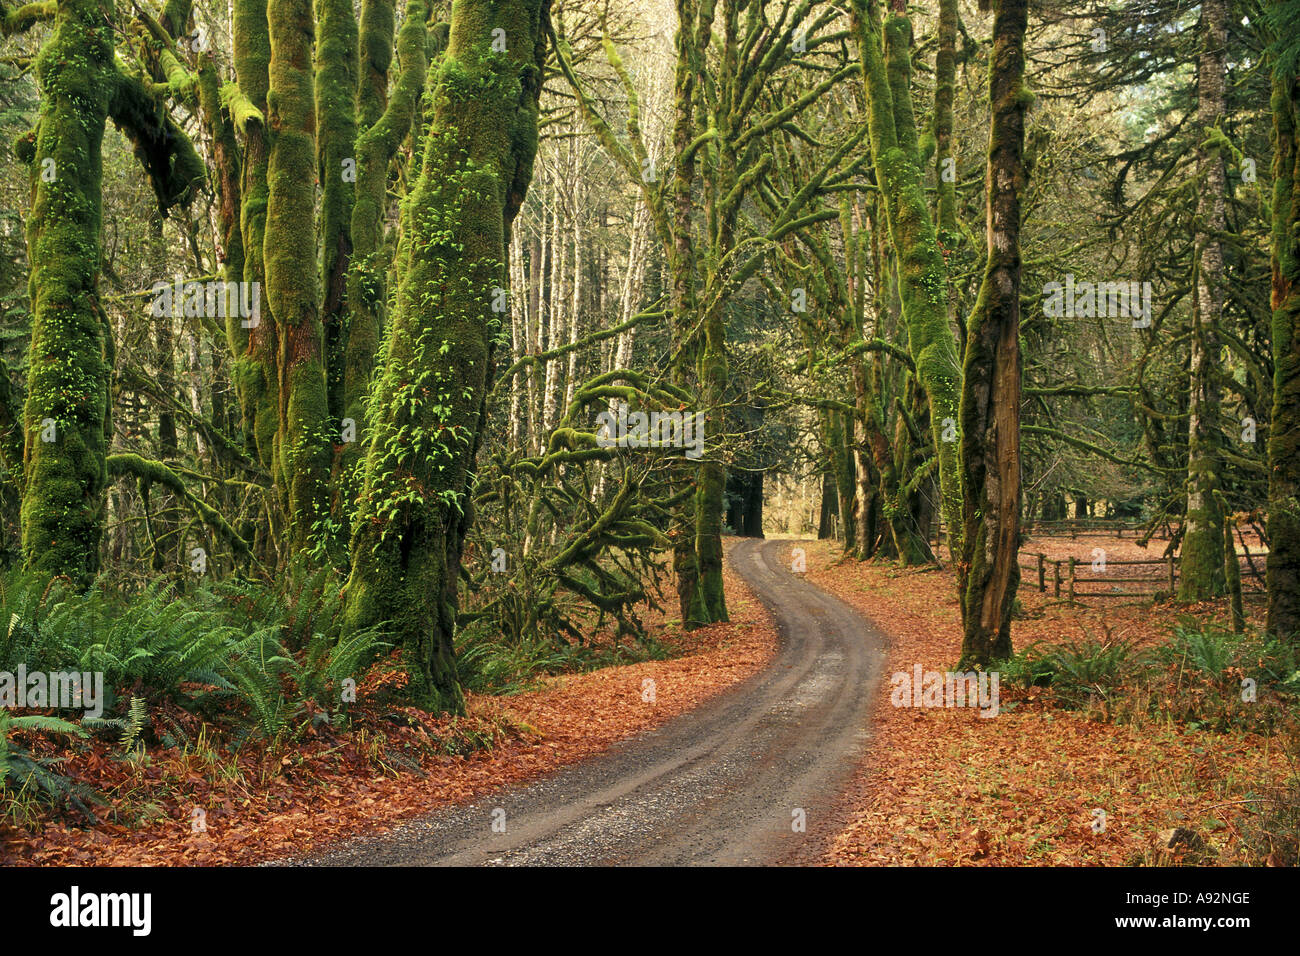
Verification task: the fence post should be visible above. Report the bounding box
[1037,553,1045,593]
[1067,557,1076,603]
[1053,560,1061,597]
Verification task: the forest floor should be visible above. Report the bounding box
[6,535,1294,866]
[800,538,1298,866]
[1,556,778,865]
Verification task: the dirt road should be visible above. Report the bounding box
[300,538,885,866]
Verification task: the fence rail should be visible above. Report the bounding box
[1020,517,1151,539]
[1018,550,1269,603]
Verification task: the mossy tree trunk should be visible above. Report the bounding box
[891,376,938,564]
[1267,14,1300,640]
[232,0,281,512]
[18,0,118,585]
[933,0,958,245]
[957,0,1028,668]
[265,0,332,552]
[314,0,358,427]
[694,41,735,622]
[342,0,432,479]
[194,63,248,416]
[344,0,549,712]
[813,403,857,553]
[14,0,202,584]
[668,0,709,627]
[850,0,964,562]
[1179,0,1228,600]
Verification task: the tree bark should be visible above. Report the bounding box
[958,0,1028,667]
[232,0,280,490]
[1267,15,1300,640]
[850,0,965,562]
[265,0,331,552]
[344,0,549,711]
[19,0,117,585]
[343,0,433,477]
[17,0,201,583]
[315,0,358,427]
[1179,0,1228,599]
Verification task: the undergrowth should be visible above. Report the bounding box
[997,620,1300,863]
[0,567,389,825]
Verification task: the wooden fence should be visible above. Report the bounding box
[1019,517,1151,539]
[1018,550,1269,602]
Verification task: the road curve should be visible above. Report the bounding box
[297,538,885,866]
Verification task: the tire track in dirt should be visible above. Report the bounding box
[299,539,885,866]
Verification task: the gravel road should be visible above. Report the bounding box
[297,538,885,866]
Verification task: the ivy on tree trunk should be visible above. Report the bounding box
[344,0,549,712]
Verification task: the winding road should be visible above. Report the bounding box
[301,538,886,866]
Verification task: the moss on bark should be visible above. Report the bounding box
[342,0,430,479]
[344,0,549,712]
[850,0,964,560]
[232,0,280,491]
[1267,40,1300,640]
[19,0,118,586]
[1179,0,1228,601]
[315,0,358,425]
[958,0,1027,668]
[265,0,331,551]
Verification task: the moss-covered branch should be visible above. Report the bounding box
[107,454,253,557]
[108,71,205,210]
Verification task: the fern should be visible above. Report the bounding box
[0,566,391,743]
[120,696,148,753]
[0,709,89,816]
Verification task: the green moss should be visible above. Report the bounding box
[342,0,429,478]
[264,0,331,550]
[315,0,359,426]
[344,0,548,712]
[19,0,119,586]
[851,0,964,556]
[232,0,278,475]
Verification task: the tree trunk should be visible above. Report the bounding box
[850,0,965,561]
[344,0,549,712]
[1180,0,1228,599]
[669,1,707,627]
[19,0,118,585]
[508,227,526,448]
[542,173,564,437]
[743,470,764,538]
[818,470,838,539]
[232,0,280,489]
[343,0,432,476]
[958,0,1028,667]
[1267,19,1300,640]
[316,0,358,426]
[933,0,958,243]
[265,0,331,553]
